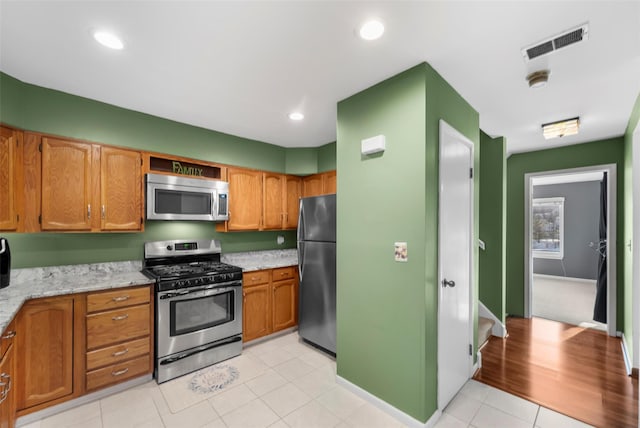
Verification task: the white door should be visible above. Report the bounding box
[438,120,474,410]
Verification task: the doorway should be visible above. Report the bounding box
[437,120,474,410]
[524,165,616,336]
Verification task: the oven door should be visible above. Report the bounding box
[156,282,242,358]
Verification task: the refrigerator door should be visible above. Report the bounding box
[298,195,336,243]
[298,241,336,354]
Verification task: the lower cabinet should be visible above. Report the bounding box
[0,321,16,428]
[243,266,298,342]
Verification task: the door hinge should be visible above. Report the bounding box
[38,214,42,224]
[16,214,19,222]
[140,158,143,166]
[469,168,474,179]
[469,344,473,356]
[38,143,42,152]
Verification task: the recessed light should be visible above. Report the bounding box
[93,31,124,50]
[359,20,385,41]
[289,112,304,121]
[542,117,580,139]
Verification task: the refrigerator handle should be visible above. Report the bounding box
[297,199,305,242]
[297,241,304,282]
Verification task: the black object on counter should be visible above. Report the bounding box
[0,237,10,289]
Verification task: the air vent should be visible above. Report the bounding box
[522,23,589,61]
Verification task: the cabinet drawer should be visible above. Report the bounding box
[86,355,150,391]
[243,270,270,287]
[86,337,150,371]
[272,266,296,281]
[87,286,150,314]
[86,305,150,350]
[1,319,16,360]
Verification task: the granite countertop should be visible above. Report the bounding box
[0,249,298,333]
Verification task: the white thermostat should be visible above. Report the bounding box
[361,135,386,155]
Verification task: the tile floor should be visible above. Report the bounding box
[20,332,594,428]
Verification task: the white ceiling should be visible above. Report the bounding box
[1,1,639,155]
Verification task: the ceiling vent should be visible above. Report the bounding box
[522,23,589,61]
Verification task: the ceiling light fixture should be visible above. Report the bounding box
[542,117,580,139]
[289,112,304,121]
[359,19,385,40]
[526,70,550,88]
[93,31,124,50]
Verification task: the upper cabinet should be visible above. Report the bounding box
[263,173,301,230]
[0,126,21,231]
[38,136,143,232]
[302,171,336,198]
[227,167,262,231]
[284,175,301,229]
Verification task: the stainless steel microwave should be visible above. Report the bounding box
[146,174,229,221]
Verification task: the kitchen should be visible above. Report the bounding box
[2,2,640,428]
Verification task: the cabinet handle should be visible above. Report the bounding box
[111,368,129,377]
[0,372,11,402]
[112,314,129,321]
[87,204,91,220]
[102,205,106,220]
[112,348,129,357]
[1,331,16,339]
[112,295,130,302]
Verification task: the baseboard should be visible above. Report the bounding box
[478,301,507,337]
[618,331,632,376]
[335,375,441,428]
[532,273,597,284]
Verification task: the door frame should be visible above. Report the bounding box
[437,120,475,410]
[524,164,617,336]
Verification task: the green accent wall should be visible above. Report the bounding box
[285,148,318,175]
[0,72,339,268]
[318,142,337,172]
[505,138,626,331]
[336,63,478,422]
[479,131,506,322]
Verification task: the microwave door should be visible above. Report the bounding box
[149,183,215,221]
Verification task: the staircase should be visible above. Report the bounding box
[478,316,495,348]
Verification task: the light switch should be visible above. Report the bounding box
[394,242,407,262]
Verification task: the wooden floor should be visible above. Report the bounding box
[474,316,638,428]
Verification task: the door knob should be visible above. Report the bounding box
[442,278,456,288]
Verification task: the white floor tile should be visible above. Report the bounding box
[40,401,101,428]
[101,388,161,428]
[459,379,491,402]
[133,417,163,428]
[443,392,483,424]
[297,349,334,368]
[484,387,539,423]
[161,401,219,428]
[315,385,365,419]
[222,399,280,428]
[19,422,42,428]
[535,407,595,428]
[200,418,228,428]
[209,383,258,415]
[272,357,316,381]
[292,366,336,398]
[343,403,404,428]
[244,368,289,396]
[256,348,296,367]
[470,404,533,428]
[70,416,102,428]
[434,413,468,428]
[283,400,341,428]
[267,421,290,428]
[261,383,312,417]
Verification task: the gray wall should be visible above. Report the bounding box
[533,181,601,279]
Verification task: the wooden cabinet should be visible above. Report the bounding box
[227,167,262,231]
[302,170,336,197]
[243,266,298,342]
[16,296,75,411]
[39,137,142,232]
[0,321,16,428]
[100,147,142,231]
[284,176,301,229]
[0,126,21,231]
[262,172,284,230]
[85,285,153,392]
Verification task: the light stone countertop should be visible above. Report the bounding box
[0,249,298,333]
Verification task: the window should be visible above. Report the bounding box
[532,197,564,259]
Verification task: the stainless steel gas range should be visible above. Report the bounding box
[141,239,243,383]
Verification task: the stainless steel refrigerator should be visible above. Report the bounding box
[297,194,336,354]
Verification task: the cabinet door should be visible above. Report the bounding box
[41,138,92,230]
[272,278,297,332]
[101,147,142,230]
[243,284,271,342]
[228,168,262,230]
[0,127,18,231]
[17,297,74,410]
[303,174,323,198]
[284,176,301,229]
[322,170,336,194]
[262,173,284,230]
[0,343,14,428]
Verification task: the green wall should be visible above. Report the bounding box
[336,63,478,422]
[479,131,506,322]
[0,72,338,268]
[318,142,337,172]
[506,138,626,332]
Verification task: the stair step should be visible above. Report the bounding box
[478,316,495,347]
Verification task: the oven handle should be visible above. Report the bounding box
[159,282,241,300]
[159,335,242,366]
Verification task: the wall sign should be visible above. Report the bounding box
[149,156,221,179]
